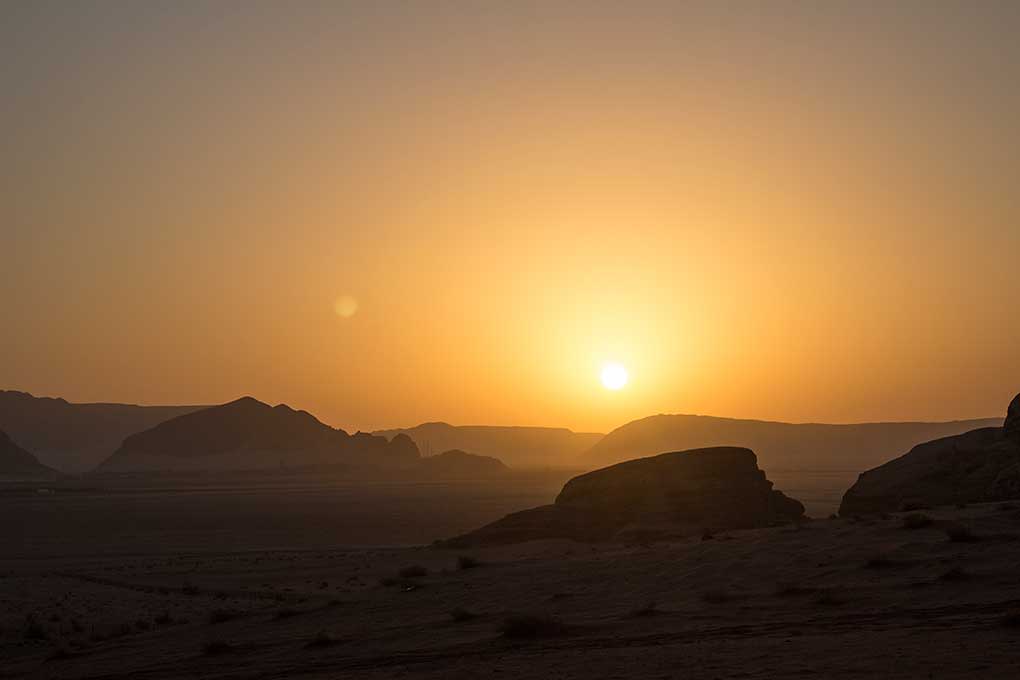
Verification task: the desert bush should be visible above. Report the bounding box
[457,555,481,570]
[450,607,477,622]
[305,630,337,648]
[902,513,933,530]
[273,607,300,620]
[700,589,733,604]
[202,639,233,656]
[900,501,930,512]
[700,529,715,541]
[999,612,1020,628]
[398,565,428,579]
[628,601,658,617]
[865,555,896,569]
[939,566,970,581]
[500,614,566,639]
[23,615,48,641]
[775,582,815,597]
[813,590,846,607]
[378,576,399,588]
[208,608,241,624]
[944,523,978,543]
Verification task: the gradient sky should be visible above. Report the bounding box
[3,1,1019,433]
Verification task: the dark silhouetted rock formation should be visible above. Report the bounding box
[96,397,420,473]
[373,422,603,468]
[0,390,203,473]
[420,449,509,478]
[840,393,1020,514]
[443,447,804,546]
[0,430,59,478]
[1007,393,1020,440]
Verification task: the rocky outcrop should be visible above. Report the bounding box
[840,393,1020,514]
[96,397,420,473]
[0,430,60,478]
[443,447,804,546]
[1007,393,1020,439]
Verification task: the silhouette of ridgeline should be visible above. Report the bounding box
[0,390,203,473]
[374,422,603,468]
[587,413,1003,472]
[97,397,420,474]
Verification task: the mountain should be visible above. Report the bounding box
[96,397,420,474]
[0,390,204,473]
[840,392,1020,514]
[419,449,509,478]
[443,447,804,547]
[373,422,603,468]
[586,413,1003,472]
[0,429,60,479]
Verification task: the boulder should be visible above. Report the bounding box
[840,393,1020,514]
[442,447,804,546]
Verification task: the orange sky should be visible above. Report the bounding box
[3,3,1019,433]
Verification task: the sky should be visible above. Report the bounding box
[2,1,1019,434]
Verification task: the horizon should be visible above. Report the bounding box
[1,387,1006,436]
[4,2,1019,434]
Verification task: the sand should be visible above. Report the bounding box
[4,482,1020,678]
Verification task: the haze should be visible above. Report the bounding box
[3,1,1019,434]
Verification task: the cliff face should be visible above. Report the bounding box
[444,447,804,547]
[840,393,1020,514]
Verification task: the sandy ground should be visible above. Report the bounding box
[5,496,1020,679]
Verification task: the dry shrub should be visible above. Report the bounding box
[500,614,566,639]
[902,513,933,530]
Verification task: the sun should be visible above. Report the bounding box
[600,362,629,390]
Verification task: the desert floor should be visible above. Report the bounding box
[4,478,1020,679]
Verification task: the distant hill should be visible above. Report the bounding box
[0,391,205,473]
[420,449,509,478]
[586,413,1004,472]
[96,397,420,474]
[0,429,60,479]
[373,423,603,468]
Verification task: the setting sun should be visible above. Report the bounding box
[600,363,629,391]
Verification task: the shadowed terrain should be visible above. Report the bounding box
[5,503,1020,679]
